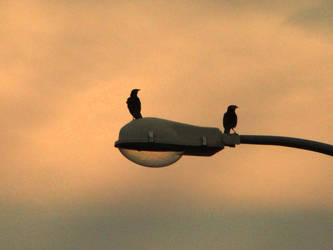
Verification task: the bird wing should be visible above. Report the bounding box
[137,98,141,112]
[127,97,141,116]
[233,114,237,127]
[223,112,230,128]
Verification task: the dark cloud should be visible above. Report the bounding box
[1,202,333,250]
[288,0,333,35]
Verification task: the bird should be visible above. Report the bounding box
[223,105,238,134]
[127,89,142,119]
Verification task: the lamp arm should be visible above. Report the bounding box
[239,135,333,156]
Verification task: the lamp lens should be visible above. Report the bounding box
[119,148,183,167]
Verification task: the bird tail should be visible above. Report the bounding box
[224,129,230,134]
[135,113,142,119]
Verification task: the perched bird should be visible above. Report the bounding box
[223,105,238,134]
[127,89,142,119]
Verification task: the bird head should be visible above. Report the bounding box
[227,105,238,112]
[130,89,140,96]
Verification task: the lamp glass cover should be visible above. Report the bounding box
[119,148,183,167]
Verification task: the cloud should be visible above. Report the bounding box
[1,202,333,250]
[0,0,332,215]
[1,1,333,249]
[287,0,333,36]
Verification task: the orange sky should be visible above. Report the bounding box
[0,0,332,249]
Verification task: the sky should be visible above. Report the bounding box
[1,0,332,249]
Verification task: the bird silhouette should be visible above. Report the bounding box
[223,105,238,134]
[127,89,142,119]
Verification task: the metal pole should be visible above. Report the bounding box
[240,135,333,156]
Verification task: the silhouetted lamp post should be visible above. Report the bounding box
[115,117,333,167]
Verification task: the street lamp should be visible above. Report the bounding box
[115,117,333,167]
